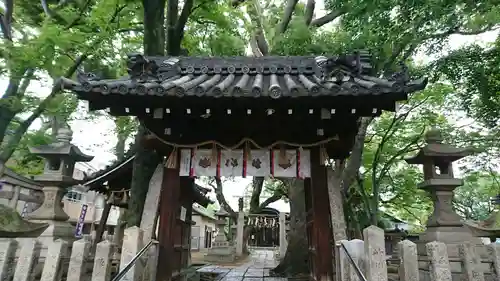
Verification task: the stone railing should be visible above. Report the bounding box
[0,226,153,281]
[337,226,500,281]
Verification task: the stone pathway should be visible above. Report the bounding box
[197,248,287,281]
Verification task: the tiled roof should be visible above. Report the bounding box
[82,155,212,206]
[61,52,427,99]
[192,204,216,220]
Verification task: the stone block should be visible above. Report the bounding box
[67,239,91,281]
[459,242,484,281]
[426,241,452,281]
[363,226,387,281]
[40,239,68,281]
[397,240,418,281]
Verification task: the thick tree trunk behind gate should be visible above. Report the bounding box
[271,180,309,277]
[127,123,161,227]
[127,0,166,227]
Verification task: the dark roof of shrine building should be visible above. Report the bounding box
[61,52,427,104]
[192,204,217,220]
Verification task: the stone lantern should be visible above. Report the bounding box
[213,208,230,247]
[205,207,235,262]
[405,128,480,254]
[27,126,94,241]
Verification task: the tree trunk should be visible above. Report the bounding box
[271,180,309,277]
[0,108,15,148]
[126,123,161,227]
[327,161,347,242]
[115,131,127,161]
[126,0,166,226]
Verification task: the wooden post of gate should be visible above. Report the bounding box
[310,148,334,281]
[156,163,181,281]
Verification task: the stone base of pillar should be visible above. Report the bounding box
[204,246,236,263]
[205,231,236,263]
[417,226,485,257]
[416,227,492,281]
[32,220,76,244]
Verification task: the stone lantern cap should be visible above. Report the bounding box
[405,128,472,165]
[29,127,94,162]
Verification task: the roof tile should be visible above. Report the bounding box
[62,53,427,99]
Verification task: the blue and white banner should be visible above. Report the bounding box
[75,204,88,238]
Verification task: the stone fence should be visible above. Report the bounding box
[337,226,500,281]
[0,226,152,281]
[2,224,500,281]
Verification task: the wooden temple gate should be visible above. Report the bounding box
[62,52,427,281]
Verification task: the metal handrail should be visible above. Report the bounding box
[336,242,368,281]
[111,239,159,281]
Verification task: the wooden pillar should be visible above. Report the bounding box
[304,179,316,280]
[180,178,195,271]
[156,165,181,281]
[309,148,334,281]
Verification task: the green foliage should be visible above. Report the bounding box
[432,41,500,127]
[114,117,138,139]
[182,1,248,56]
[271,19,314,55]
[454,171,500,220]
[263,178,288,199]
[347,83,454,230]
[0,0,144,165]
[207,31,247,56]
[7,130,51,176]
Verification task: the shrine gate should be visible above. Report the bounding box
[61,52,427,281]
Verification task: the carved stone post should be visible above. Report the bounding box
[279,212,287,258]
[236,198,245,257]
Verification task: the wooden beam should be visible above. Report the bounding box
[310,148,334,281]
[156,164,181,281]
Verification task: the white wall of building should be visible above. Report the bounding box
[63,187,120,226]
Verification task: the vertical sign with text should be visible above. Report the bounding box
[75,204,88,238]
